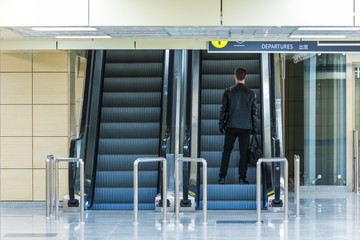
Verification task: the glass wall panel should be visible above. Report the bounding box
[303,54,346,185]
[355,66,360,191]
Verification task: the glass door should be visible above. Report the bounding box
[303,54,346,185]
[354,65,360,191]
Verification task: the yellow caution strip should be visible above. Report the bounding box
[267,191,274,196]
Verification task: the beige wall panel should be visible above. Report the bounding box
[33,52,68,72]
[33,105,68,136]
[1,137,32,168]
[0,105,32,136]
[0,52,32,72]
[0,73,32,104]
[1,169,32,200]
[33,137,68,168]
[33,169,45,201]
[33,169,67,201]
[89,0,220,26]
[0,0,88,26]
[223,0,353,26]
[33,73,68,104]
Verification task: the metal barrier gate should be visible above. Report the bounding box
[55,158,84,223]
[133,158,167,223]
[174,157,207,224]
[46,156,84,223]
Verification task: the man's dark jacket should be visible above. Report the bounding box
[219,83,258,132]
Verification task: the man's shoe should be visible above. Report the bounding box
[218,177,225,184]
[239,179,249,184]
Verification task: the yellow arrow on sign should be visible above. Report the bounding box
[211,41,228,48]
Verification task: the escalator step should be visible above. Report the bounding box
[101,107,161,123]
[201,74,261,89]
[92,203,154,210]
[97,154,158,171]
[93,187,157,203]
[200,167,257,184]
[103,77,162,92]
[99,122,160,138]
[98,138,160,155]
[201,52,260,61]
[106,50,163,63]
[200,184,259,200]
[96,170,158,188]
[102,92,161,108]
[202,60,260,74]
[200,135,229,151]
[199,200,257,210]
[200,151,240,168]
[105,63,163,78]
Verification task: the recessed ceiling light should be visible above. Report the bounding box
[290,35,346,39]
[298,27,360,31]
[55,35,111,39]
[32,27,98,31]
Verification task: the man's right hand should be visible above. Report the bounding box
[219,128,225,134]
[219,124,226,134]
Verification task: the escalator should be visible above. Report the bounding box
[76,50,168,210]
[198,51,263,210]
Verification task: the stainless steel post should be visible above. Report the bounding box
[134,160,139,224]
[133,158,167,224]
[354,130,359,193]
[50,156,54,215]
[175,159,179,221]
[55,159,60,221]
[284,159,288,222]
[175,157,207,224]
[80,160,85,224]
[162,159,167,223]
[294,155,300,219]
[256,161,262,223]
[45,156,51,218]
[202,159,207,224]
[256,158,288,223]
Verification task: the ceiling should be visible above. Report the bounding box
[1,26,360,40]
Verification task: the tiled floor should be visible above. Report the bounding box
[1,192,360,239]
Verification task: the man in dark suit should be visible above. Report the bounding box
[218,67,258,184]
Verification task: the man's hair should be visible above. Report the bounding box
[234,67,247,81]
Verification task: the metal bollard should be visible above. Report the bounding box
[257,158,288,223]
[45,155,54,218]
[294,155,300,219]
[175,157,207,224]
[50,156,55,214]
[54,158,84,224]
[134,158,167,224]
